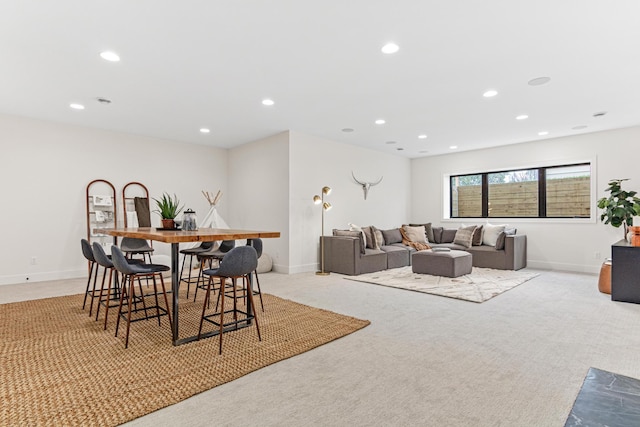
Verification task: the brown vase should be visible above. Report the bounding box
[161,219,175,229]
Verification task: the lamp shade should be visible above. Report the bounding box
[313,195,322,204]
[323,202,332,211]
[322,186,331,195]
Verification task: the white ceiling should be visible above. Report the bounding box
[2,1,640,158]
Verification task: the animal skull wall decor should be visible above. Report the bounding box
[351,171,383,200]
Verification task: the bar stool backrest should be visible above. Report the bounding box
[81,239,95,262]
[246,238,263,258]
[216,246,258,278]
[111,245,138,275]
[92,242,114,268]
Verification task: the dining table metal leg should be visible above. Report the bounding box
[171,242,179,345]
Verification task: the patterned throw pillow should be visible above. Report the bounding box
[454,225,477,248]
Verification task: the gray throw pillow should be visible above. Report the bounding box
[333,229,366,254]
[454,225,477,249]
[495,228,517,250]
[441,228,457,243]
[432,227,444,244]
[472,225,483,246]
[381,228,402,245]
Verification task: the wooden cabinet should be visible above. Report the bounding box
[611,240,640,304]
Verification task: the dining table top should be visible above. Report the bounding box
[97,227,280,244]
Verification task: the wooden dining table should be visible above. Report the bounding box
[97,227,280,345]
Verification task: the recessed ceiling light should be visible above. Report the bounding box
[449,145,458,150]
[572,125,588,130]
[375,119,386,125]
[200,128,210,133]
[483,90,498,98]
[96,97,111,104]
[381,42,399,54]
[418,134,428,139]
[385,141,397,145]
[419,150,429,154]
[528,76,551,86]
[593,111,607,117]
[341,128,354,133]
[100,51,120,62]
[516,114,529,120]
[396,147,404,151]
[538,131,549,136]
[69,103,85,110]
[261,99,274,106]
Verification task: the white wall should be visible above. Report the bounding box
[411,126,640,273]
[0,113,227,285]
[290,131,411,273]
[227,132,290,272]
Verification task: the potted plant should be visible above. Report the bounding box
[597,179,640,241]
[153,192,184,229]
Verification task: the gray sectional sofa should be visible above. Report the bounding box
[322,224,527,275]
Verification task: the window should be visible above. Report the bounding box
[450,163,591,219]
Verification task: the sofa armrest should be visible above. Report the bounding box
[321,236,360,275]
[504,234,527,270]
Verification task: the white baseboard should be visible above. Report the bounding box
[526,260,600,275]
[272,263,317,275]
[0,269,86,286]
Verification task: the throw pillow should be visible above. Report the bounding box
[409,222,434,243]
[402,225,428,244]
[362,226,380,249]
[440,228,457,243]
[431,226,444,244]
[333,229,365,254]
[375,229,385,247]
[472,225,484,246]
[482,223,506,247]
[454,225,477,248]
[348,223,367,248]
[381,228,402,245]
[495,228,517,250]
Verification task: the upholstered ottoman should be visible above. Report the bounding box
[412,250,472,278]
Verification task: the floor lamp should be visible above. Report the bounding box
[313,186,332,275]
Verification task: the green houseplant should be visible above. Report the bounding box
[597,179,640,240]
[153,192,184,229]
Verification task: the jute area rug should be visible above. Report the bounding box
[345,266,539,303]
[0,289,369,426]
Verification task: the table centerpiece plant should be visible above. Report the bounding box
[597,179,640,241]
[153,192,184,229]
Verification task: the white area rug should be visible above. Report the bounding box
[345,267,539,303]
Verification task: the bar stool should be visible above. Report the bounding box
[198,246,261,354]
[120,237,154,263]
[246,239,265,312]
[92,243,143,330]
[80,239,100,316]
[111,245,172,348]
[193,240,236,301]
[179,241,214,298]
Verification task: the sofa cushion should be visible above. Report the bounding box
[495,227,517,250]
[440,228,457,243]
[432,227,443,243]
[333,229,365,254]
[454,225,477,248]
[381,228,402,245]
[482,223,506,247]
[409,222,434,243]
[402,225,428,244]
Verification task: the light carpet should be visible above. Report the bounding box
[345,266,539,302]
[0,290,369,426]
